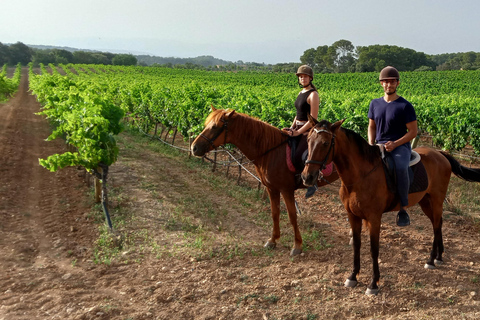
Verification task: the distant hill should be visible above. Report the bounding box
[136,55,232,67]
[27,44,98,53]
[26,44,232,67]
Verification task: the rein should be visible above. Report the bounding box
[305,127,382,188]
[200,115,289,165]
[199,117,228,148]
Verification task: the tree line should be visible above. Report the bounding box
[0,42,137,66]
[2,40,479,73]
[300,39,480,73]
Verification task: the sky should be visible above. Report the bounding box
[2,0,479,64]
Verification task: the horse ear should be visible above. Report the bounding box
[225,110,236,118]
[211,104,217,111]
[331,119,346,132]
[307,114,318,126]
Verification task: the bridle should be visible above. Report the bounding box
[199,117,229,149]
[304,127,335,171]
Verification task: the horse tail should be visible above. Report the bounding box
[440,151,480,182]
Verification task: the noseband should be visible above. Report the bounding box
[199,117,228,149]
[305,128,335,170]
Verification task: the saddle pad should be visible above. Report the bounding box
[286,144,297,172]
[286,144,333,176]
[408,161,428,194]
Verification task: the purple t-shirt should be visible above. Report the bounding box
[368,96,416,144]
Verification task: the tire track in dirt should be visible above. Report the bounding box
[0,69,99,319]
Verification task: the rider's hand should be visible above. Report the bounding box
[385,141,396,152]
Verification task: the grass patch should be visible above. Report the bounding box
[89,127,280,264]
[445,176,480,216]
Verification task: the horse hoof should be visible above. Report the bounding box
[434,259,444,266]
[264,241,276,250]
[365,288,379,295]
[424,263,436,269]
[344,279,357,288]
[290,248,302,257]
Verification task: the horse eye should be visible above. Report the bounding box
[211,125,217,130]
[323,141,330,146]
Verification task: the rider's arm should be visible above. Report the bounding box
[368,119,376,145]
[393,120,418,147]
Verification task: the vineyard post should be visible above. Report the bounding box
[159,125,165,138]
[237,154,243,185]
[94,164,114,231]
[212,151,217,172]
[101,164,113,231]
[188,133,192,159]
[94,167,102,203]
[164,127,171,140]
[172,127,178,145]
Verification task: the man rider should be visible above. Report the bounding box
[368,66,418,226]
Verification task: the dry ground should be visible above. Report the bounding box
[1,70,479,319]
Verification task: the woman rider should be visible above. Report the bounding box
[284,65,320,198]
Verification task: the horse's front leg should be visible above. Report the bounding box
[264,188,281,250]
[281,190,302,256]
[366,220,381,295]
[345,212,362,288]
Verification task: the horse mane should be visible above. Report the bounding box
[341,126,380,164]
[207,109,286,152]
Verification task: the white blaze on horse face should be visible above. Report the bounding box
[309,129,331,163]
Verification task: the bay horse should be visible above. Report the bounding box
[191,107,339,256]
[301,116,480,295]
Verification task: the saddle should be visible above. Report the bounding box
[377,144,428,196]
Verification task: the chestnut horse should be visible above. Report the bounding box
[191,107,339,256]
[301,116,480,295]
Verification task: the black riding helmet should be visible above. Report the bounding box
[379,66,400,81]
[296,65,314,88]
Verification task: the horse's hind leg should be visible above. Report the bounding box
[419,195,444,269]
[345,212,362,288]
[264,188,281,250]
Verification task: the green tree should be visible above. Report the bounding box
[314,45,330,73]
[8,42,33,65]
[52,49,74,64]
[0,42,10,66]
[32,50,56,66]
[73,51,98,64]
[112,54,137,66]
[300,48,316,67]
[330,39,356,73]
[356,44,435,72]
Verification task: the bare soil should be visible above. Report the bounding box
[1,70,480,320]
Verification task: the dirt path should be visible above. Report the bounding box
[0,71,479,319]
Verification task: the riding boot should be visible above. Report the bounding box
[396,209,410,227]
[305,183,318,199]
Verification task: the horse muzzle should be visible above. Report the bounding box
[191,140,210,157]
[301,170,319,187]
